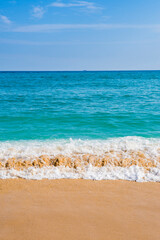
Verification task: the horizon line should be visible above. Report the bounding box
[0,70,160,72]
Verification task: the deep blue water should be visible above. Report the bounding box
[0,71,160,140]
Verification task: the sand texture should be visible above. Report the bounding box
[0,179,160,240]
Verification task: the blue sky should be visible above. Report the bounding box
[0,0,160,70]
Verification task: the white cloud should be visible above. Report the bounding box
[32,6,45,19]
[31,1,101,19]
[50,2,67,7]
[49,1,101,10]
[0,15,12,24]
[0,38,157,46]
[12,23,160,33]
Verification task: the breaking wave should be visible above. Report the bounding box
[0,137,160,182]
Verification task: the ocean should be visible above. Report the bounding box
[0,71,160,181]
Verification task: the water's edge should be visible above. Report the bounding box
[0,137,160,181]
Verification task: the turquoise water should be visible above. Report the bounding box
[0,71,160,141]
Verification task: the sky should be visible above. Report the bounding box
[0,0,160,71]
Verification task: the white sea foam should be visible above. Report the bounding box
[0,137,160,181]
[0,136,160,160]
[0,165,160,182]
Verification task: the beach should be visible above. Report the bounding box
[0,179,160,240]
[1,0,160,237]
[0,72,160,239]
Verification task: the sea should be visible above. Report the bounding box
[0,71,160,181]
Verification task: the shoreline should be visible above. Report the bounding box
[0,137,160,181]
[0,179,160,240]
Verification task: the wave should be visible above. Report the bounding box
[0,137,160,181]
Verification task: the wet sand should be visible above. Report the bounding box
[0,179,160,240]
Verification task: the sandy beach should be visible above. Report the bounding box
[0,179,160,240]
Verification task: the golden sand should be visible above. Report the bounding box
[0,179,160,240]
